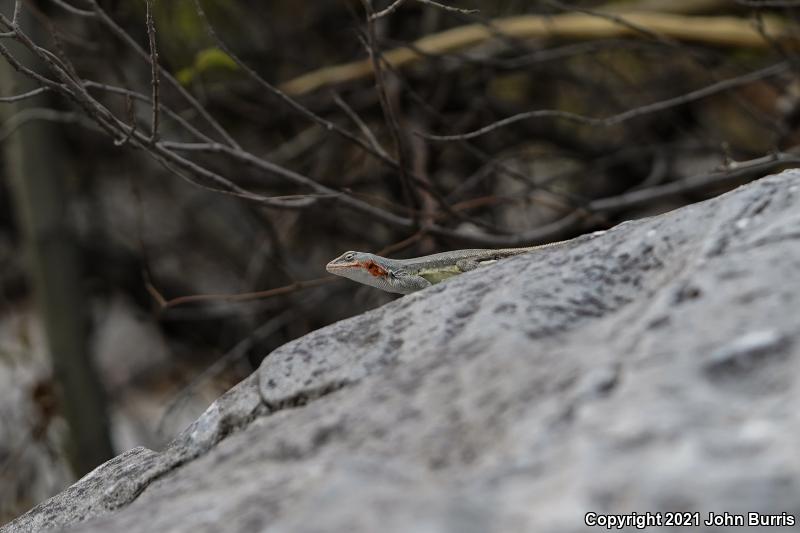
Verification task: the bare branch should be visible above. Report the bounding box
[371,0,478,21]
[332,93,388,158]
[544,0,680,48]
[419,61,790,141]
[189,0,468,225]
[154,277,339,309]
[0,41,72,95]
[82,80,217,144]
[2,14,333,210]
[0,86,49,102]
[414,0,478,16]
[144,0,159,142]
[11,0,22,26]
[113,89,136,147]
[151,145,324,209]
[590,152,800,214]
[3,0,797,254]
[84,0,241,149]
[360,0,417,218]
[280,12,789,96]
[0,108,99,143]
[188,0,399,171]
[157,140,413,227]
[370,0,408,20]
[49,0,95,18]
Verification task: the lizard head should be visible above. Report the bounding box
[326,251,397,292]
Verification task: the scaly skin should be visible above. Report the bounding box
[326,240,574,294]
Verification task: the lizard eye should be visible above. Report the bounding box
[343,252,355,261]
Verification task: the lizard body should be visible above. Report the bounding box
[326,240,575,294]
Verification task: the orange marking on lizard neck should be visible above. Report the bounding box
[362,259,389,278]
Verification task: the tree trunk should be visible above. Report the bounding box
[0,4,114,475]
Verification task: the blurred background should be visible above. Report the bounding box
[1,0,798,524]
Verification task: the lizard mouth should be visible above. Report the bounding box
[326,260,358,273]
[326,259,389,279]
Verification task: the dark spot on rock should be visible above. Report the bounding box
[706,236,730,257]
[647,315,670,329]
[749,196,772,216]
[388,338,404,350]
[493,303,517,314]
[455,307,473,319]
[672,283,702,304]
[736,290,764,305]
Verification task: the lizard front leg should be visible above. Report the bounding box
[390,269,432,294]
[455,256,499,273]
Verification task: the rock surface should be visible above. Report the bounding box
[0,307,74,525]
[4,171,800,532]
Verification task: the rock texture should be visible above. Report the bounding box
[4,171,800,532]
[0,308,74,525]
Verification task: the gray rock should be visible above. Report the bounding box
[0,310,74,524]
[4,171,800,532]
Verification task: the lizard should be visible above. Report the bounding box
[326,235,597,294]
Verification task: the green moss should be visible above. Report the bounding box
[176,47,239,85]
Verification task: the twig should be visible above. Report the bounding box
[280,12,789,96]
[544,0,680,48]
[150,146,326,208]
[85,0,242,150]
[385,63,587,208]
[419,61,790,141]
[0,86,49,102]
[49,0,96,18]
[2,25,420,225]
[113,90,137,147]
[263,125,323,162]
[11,0,22,26]
[144,0,159,142]
[0,108,100,143]
[0,14,323,211]
[546,0,785,144]
[360,0,417,218]
[4,18,325,210]
[35,7,82,80]
[0,42,79,106]
[371,0,478,21]
[4,5,795,251]
[143,274,167,309]
[188,0,451,216]
[370,0,408,20]
[332,93,388,158]
[190,0,368,152]
[430,152,800,246]
[158,140,413,227]
[414,0,478,16]
[150,276,339,309]
[589,152,800,213]
[82,80,217,144]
